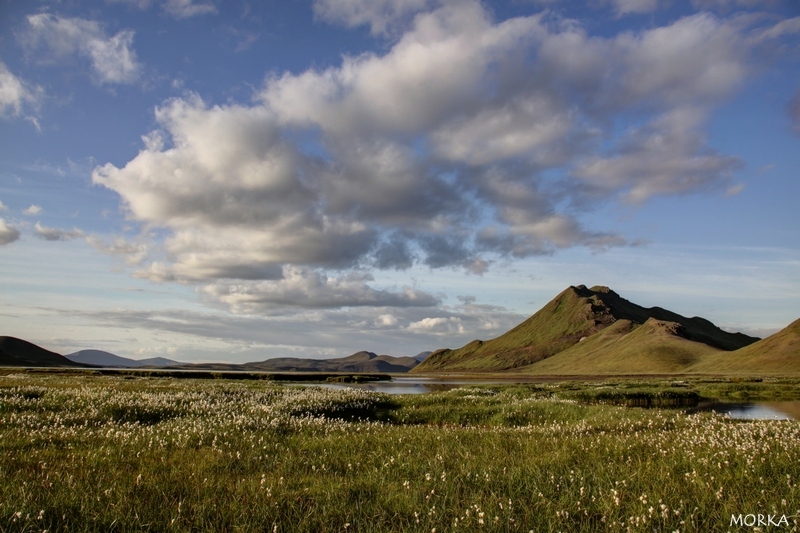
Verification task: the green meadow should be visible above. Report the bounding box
[1,373,799,532]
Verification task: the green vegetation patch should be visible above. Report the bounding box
[1,375,799,532]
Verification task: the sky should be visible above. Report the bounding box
[1,0,799,363]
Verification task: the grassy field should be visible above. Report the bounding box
[1,373,799,532]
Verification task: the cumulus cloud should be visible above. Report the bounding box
[94,95,378,282]
[34,223,84,241]
[25,14,142,84]
[0,62,42,119]
[573,107,743,203]
[0,219,21,245]
[23,205,42,216]
[375,314,398,327]
[431,94,574,166]
[408,316,466,335]
[94,1,790,314]
[264,3,542,136]
[313,0,433,35]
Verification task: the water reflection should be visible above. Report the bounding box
[285,377,471,394]
[688,401,799,421]
[284,379,799,421]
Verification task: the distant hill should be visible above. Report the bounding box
[169,351,420,373]
[0,337,87,368]
[413,351,433,362]
[413,285,759,374]
[242,351,419,373]
[66,349,182,368]
[687,318,800,375]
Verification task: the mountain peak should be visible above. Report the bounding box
[414,284,759,373]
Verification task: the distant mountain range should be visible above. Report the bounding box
[170,351,421,373]
[65,350,182,368]
[413,285,799,376]
[413,351,433,362]
[3,286,798,376]
[0,339,428,373]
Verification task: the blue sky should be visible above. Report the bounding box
[1,0,799,362]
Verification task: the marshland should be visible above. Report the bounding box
[2,372,799,532]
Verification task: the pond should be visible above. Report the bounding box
[285,377,486,395]
[285,378,800,421]
[688,401,800,421]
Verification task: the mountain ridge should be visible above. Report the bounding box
[413,285,760,373]
[66,349,183,368]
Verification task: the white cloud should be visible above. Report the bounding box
[93,95,378,281]
[0,200,7,211]
[431,94,573,166]
[313,0,433,35]
[408,316,466,335]
[86,235,149,265]
[613,13,749,106]
[94,1,789,314]
[263,3,542,136]
[163,0,217,18]
[375,314,398,327]
[202,267,440,312]
[23,205,42,216]
[70,301,526,359]
[748,17,800,43]
[0,219,21,245]
[34,223,84,241]
[25,14,142,84]
[573,107,742,203]
[0,62,42,119]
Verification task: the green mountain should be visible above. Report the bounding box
[687,318,800,375]
[413,285,759,374]
[0,336,86,368]
[521,318,722,375]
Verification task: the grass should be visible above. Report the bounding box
[1,374,799,532]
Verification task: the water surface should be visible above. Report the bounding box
[285,378,799,421]
[688,401,800,421]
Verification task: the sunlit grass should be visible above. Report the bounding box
[1,374,799,532]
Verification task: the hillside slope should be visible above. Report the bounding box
[521,318,721,375]
[413,285,758,373]
[0,337,86,368]
[687,318,800,375]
